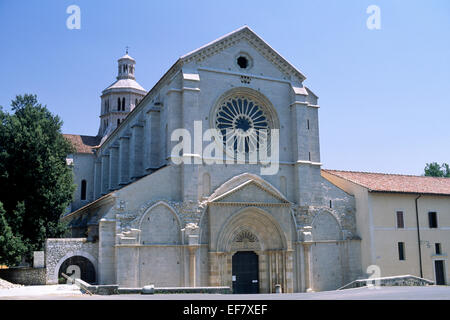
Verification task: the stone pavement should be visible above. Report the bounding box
[0,284,83,299]
[1,285,450,300]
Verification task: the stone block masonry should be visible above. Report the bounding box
[0,267,46,285]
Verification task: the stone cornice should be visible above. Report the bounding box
[296,160,322,166]
[208,201,290,207]
[210,179,289,204]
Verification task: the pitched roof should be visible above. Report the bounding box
[322,169,450,196]
[97,26,310,151]
[64,134,101,154]
[181,25,307,82]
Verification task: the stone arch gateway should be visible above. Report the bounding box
[210,207,293,293]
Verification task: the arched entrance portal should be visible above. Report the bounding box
[211,207,293,293]
[232,251,259,294]
[58,256,96,284]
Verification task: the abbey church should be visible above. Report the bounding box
[45,26,449,292]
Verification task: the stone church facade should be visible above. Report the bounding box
[47,26,363,293]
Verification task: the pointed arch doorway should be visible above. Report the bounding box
[232,251,259,294]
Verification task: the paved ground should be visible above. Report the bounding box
[1,285,450,300]
[0,284,83,299]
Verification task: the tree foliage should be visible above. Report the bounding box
[0,94,75,266]
[0,202,28,266]
[424,162,450,177]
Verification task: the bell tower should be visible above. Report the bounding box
[98,50,147,139]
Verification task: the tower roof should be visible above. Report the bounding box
[102,51,146,94]
[103,78,146,93]
[118,53,135,62]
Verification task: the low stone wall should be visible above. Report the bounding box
[74,278,119,295]
[154,286,232,294]
[0,267,47,286]
[117,286,232,295]
[339,275,434,290]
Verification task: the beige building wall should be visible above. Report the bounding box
[321,171,373,270]
[322,171,450,285]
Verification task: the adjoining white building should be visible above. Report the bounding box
[47,26,448,293]
[322,170,450,286]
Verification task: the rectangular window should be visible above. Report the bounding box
[429,212,438,228]
[396,211,404,228]
[436,243,442,255]
[398,242,405,260]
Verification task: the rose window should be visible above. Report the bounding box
[214,95,273,155]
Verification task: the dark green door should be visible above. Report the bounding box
[435,260,446,285]
[232,251,259,294]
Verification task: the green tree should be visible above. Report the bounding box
[0,202,27,266]
[0,94,75,265]
[424,162,450,177]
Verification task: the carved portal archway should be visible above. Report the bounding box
[231,229,260,251]
[210,207,293,293]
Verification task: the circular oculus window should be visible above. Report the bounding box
[213,94,274,156]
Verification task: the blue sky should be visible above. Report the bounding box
[0,1,449,175]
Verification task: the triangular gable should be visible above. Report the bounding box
[181,26,306,83]
[209,178,289,205]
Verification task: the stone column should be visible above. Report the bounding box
[181,71,201,202]
[143,111,152,172]
[118,136,130,185]
[208,252,218,286]
[101,153,110,195]
[290,84,323,206]
[298,243,306,292]
[303,243,314,292]
[188,246,199,287]
[98,219,116,284]
[93,159,102,199]
[148,109,161,169]
[109,145,119,191]
[209,251,231,288]
[258,251,268,293]
[165,87,182,167]
[285,250,294,293]
[130,122,144,180]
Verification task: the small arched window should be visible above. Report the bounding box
[117,97,121,111]
[135,98,138,106]
[122,97,125,111]
[117,119,120,126]
[81,180,87,200]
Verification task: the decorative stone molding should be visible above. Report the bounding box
[208,172,288,203]
[293,205,357,241]
[116,228,141,245]
[115,199,205,232]
[231,229,261,251]
[182,222,200,245]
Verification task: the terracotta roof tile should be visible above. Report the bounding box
[322,169,450,195]
[64,134,101,154]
